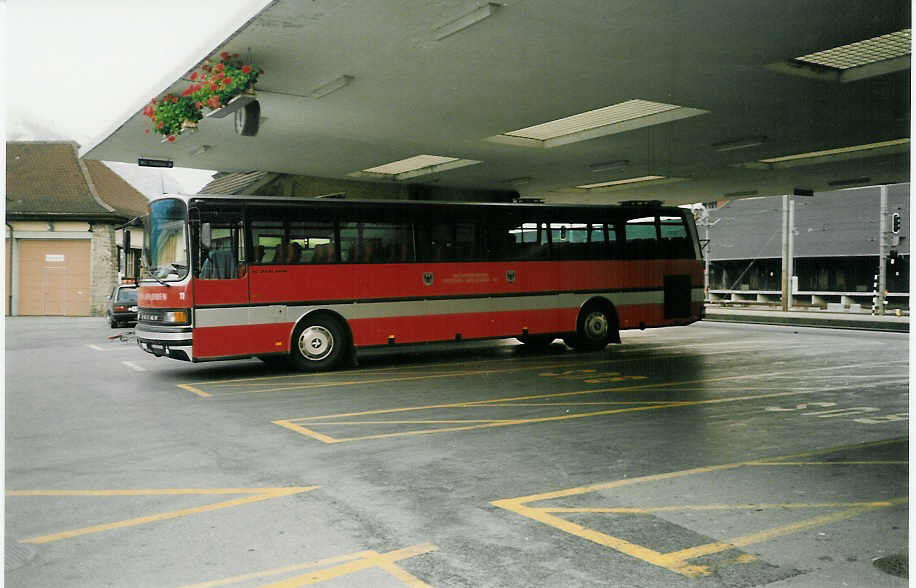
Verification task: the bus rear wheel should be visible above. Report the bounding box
[290,315,347,371]
[565,304,616,351]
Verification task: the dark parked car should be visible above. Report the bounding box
[106,285,138,328]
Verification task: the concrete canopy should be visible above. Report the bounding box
[80,0,910,205]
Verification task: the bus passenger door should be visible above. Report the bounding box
[192,211,251,359]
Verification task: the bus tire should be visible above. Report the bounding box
[566,302,616,351]
[290,314,347,371]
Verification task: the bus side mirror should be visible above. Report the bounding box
[201,222,212,249]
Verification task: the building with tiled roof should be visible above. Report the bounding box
[6,141,149,316]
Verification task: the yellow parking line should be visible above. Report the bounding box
[180,544,438,588]
[492,439,907,577]
[11,486,318,544]
[185,342,858,398]
[180,552,374,588]
[662,497,908,565]
[178,383,211,398]
[274,374,895,443]
[542,500,902,514]
[180,357,601,390]
[211,360,606,397]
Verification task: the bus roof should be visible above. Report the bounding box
[152,193,688,216]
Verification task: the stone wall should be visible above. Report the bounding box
[90,223,118,316]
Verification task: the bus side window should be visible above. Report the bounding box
[511,222,549,260]
[199,225,242,279]
[550,222,589,260]
[360,223,414,263]
[625,216,659,259]
[251,220,284,264]
[659,215,691,259]
[291,221,335,264]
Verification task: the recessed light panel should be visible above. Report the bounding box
[796,29,911,70]
[354,155,482,180]
[362,155,460,175]
[487,100,707,148]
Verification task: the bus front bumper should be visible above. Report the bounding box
[136,323,193,361]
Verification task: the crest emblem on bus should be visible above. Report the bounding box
[423,272,434,286]
[506,270,516,283]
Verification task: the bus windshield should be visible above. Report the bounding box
[144,198,189,281]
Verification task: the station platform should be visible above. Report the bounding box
[703,305,909,333]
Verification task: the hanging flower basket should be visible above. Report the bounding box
[143,52,263,141]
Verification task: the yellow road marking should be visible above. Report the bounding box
[210,360,610,397]
[179,357,602,394]
[273,367,902,443]
[541,500,903,513]
[492,439,907,578]
[178,383,211,398]
[180,543,437,588]
[10,486,318,544]
[183,340,860,398]
[662,497,908,565]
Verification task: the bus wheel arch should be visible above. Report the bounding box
[289,310,353,371]
[565,298,620,350]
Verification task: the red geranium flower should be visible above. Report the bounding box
[167,135,176,142]
[190,71,198,81]
[241,65,251,74]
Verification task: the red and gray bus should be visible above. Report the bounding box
[136,194,704,370]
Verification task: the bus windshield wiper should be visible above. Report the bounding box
[149,270,171,287]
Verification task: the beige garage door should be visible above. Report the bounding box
[18,240,91,316]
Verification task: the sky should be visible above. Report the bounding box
[5,0,257,197]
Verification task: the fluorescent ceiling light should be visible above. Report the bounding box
[434,3,498,41]
[712,136,767,152]
[310,75,354,99]
[487,99,707,149]
[755,138,909,168]
[589,160,630,173]
[796,29,911,70]
[353,154,482,180]
[577,175,667,189]
[768,29,911,82]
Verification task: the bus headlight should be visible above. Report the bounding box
[139,309,191,325]
[163,310,190,324]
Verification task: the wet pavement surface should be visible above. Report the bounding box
[5,317,908,587]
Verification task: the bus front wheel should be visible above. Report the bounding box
[290,315,347,371]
